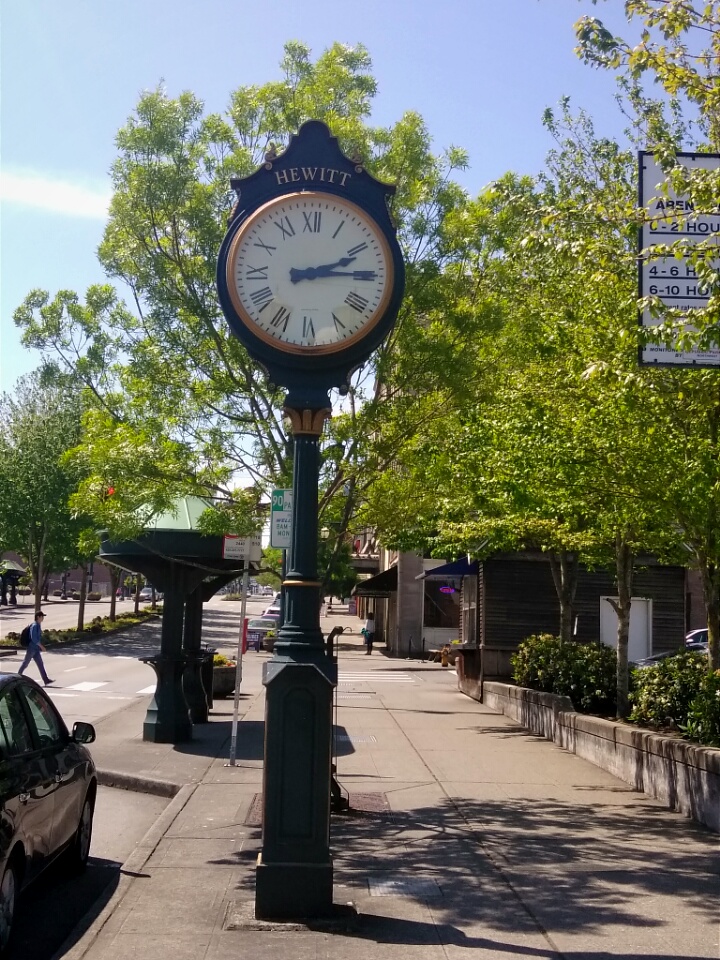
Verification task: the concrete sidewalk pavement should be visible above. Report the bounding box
[59,636,719,960]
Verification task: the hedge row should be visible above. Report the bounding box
[512,634,720,747]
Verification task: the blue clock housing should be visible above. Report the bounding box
[217,120,405,408]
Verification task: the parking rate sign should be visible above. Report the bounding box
[639,151,720,366]
[271,489,293,549]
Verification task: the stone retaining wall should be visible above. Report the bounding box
[479,681,720,834]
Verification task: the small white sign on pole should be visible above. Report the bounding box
[222,534,262,561]
[270,489,293,549]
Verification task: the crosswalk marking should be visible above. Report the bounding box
[338,672,415,683]
[137,684,156,695]
[65,681,109,692]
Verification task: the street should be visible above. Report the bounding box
[0,594,284,959]
[0,593,363,957]
[0,594,358,726]
[8,785,168,960]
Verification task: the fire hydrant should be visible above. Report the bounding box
[440,645,449,668]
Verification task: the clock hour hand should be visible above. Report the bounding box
[289,257,356,283]
[318,270,378,280]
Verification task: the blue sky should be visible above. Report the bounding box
[1,0,629,391]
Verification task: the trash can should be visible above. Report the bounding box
[200,645,216,710]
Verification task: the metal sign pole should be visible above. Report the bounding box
[228,565,250,767]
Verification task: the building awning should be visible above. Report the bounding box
[351,565,398,597]
[416,557,479,580]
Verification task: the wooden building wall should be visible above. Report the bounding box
[475,554,686,681]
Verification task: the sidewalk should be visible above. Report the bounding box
[59,631,719,960]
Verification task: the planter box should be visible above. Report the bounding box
[212,665,237,699]
[478,680,720,834]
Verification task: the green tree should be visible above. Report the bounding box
[0,374,94,613]
[575,1,720,670]
[14,42,469,553]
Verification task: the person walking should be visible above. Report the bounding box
[18,611,53,685]
[363,612,375,655]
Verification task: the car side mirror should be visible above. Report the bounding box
[72,721,96,744]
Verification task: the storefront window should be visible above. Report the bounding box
[462,576,478,646]
[424,581,460,628]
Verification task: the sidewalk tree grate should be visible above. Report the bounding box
[244,793,263,826]
[337,693,372,698]
[367,877,443,898]
[347,792,390,814]
[334,734,377,743]
[245,791,392,825]
[224,900,359,932]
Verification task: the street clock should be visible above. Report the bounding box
[217,120,405,406]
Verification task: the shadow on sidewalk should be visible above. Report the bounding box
[171,717,262,761]
[224,793,718,944]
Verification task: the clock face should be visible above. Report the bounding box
[225,192,394,354]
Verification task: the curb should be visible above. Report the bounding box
[51,781,197,960]
[96,768,181,798]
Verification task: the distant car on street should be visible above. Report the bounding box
[685,628,708,647]
[0,674,97,952]
[263,604,281,620]
[245,618,278,652]
[139,586,162,601]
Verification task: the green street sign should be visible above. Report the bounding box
[271,488,293,549]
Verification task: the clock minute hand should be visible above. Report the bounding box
[289,256,356,284]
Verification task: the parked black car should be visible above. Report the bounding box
[0,674,97,955]
[634,643,708,668]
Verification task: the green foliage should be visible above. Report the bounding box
[512,634,617,715]
[629,652,708,730]
[213,653,235,667]
[681,670,720,747]
[13,42,470,554]
[0,373,96,600]
[0,607,157,648]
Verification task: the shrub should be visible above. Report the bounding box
[629,652,708,730]
[680,669,720,746]
[87,591,102,601]
[512,633,616,714]
[213,653,236,667]
[53,589,63,597]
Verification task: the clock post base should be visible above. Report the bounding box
[255,856,333,920]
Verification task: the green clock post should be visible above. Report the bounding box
[217,121,404,919]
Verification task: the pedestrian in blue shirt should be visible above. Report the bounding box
[18,611,53,686]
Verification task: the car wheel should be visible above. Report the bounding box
[0,860,19,956]
[66,795,94,873]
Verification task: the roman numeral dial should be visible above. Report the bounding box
[226,191,394,354]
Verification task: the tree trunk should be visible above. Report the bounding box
[109,567,120,622]
[613,532,634,719]
[548,550,578,642]
[134,578,141,615]
[76,565,88,632]
[28,533,46,615]
[699,559,720,671]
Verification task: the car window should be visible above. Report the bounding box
[0,690,35,756]
[20,686,65,748]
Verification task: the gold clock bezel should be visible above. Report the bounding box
[224,191,396,356]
